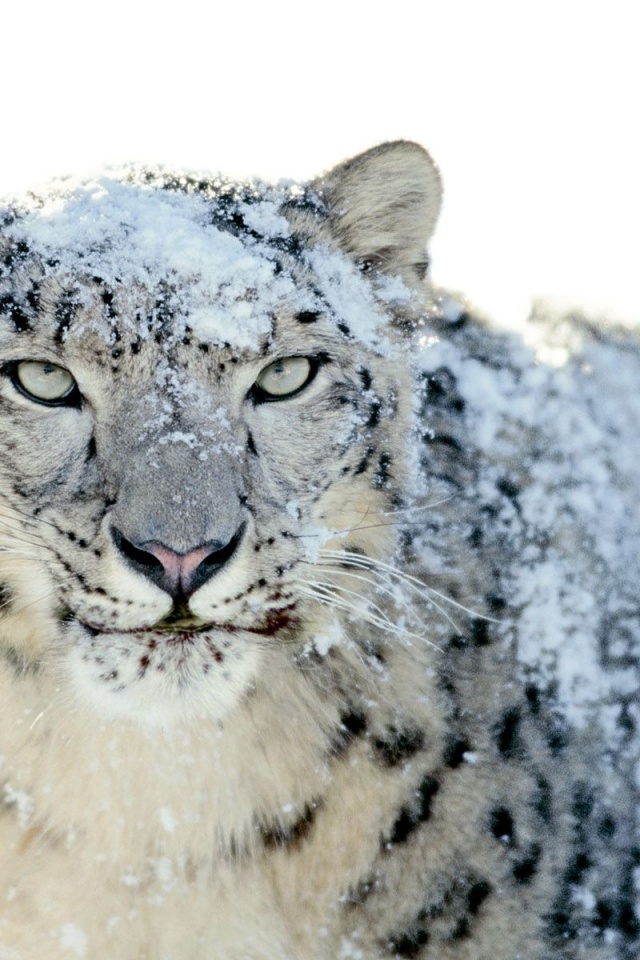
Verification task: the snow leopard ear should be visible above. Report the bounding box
[315,141,442,281]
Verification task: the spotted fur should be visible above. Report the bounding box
[0,142,638,959]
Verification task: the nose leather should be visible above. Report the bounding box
[111,524,246,601]
[142,542,217,598]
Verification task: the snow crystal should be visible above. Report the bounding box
[59,924,88,958]
[237,199,290,238]
[159,807,177,834]
[313,620,344,657]
[306,246,388,348]
[2,784,34,829]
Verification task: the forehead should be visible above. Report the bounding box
[0,170,391,355]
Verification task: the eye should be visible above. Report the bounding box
[253,356,314,400]
[11,360,78,405]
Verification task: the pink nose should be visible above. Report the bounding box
[112,526,245,601]
[142,543,216,598]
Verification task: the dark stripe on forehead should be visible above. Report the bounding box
[26,283,40,312]
[1,237,30,272]
[54,291,79,344]
[0,293,32,332]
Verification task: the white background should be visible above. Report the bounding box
[1,0,637,328]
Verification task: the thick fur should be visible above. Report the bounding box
[0,143,638,959]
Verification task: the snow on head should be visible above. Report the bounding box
[2,167,392,351]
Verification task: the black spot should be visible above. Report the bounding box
[332,709,368,754]
[373,726,425,767]
[598,814,616,839]
[525,683,541,715]
[0,583,13,610]
[470,619,491,646]
[1,644,40,677]
[358,367,373,390]
[468,526,483,548]
[595,875,640,938]
[546,720,568,755]
[545,904,579,943]
[354,446,375,475]
[513,843,542,884]
[100,289,117,318]
[26,283,40,312]
[425,433,462,453]
[532,775,553,824]
[366,398,382,429]
[496,477,520,501]
[54,292,78,344]
[564,850,591,886]
[341,710,368,736]
[336,320,352,338]
[386,926,429,957]
[344,875,378,907]
[247,431,258,457]
[445,310,469,330]
[572,782,595,821]
[0,293,32,332]
[466,879,491,915]
[494,706,524,760]
[443,736,471,769]
[421,369,465,413]
[386,775,440,846]
[374,451,392,488]
[485,593,507,615]
[261,801,320,851]
[85,436,97,462]
[489,806,515,844]
[449,880,492,941]
[296,310,320,324]
[414,259,429,281]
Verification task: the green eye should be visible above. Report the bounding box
[254,357,313,399]
[13,361,77,404]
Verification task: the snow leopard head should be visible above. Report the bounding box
[0,142,442,724]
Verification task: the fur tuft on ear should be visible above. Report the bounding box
[315,141,442,282]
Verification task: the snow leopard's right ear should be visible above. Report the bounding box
[315,141,442,282]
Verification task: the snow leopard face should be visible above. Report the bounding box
[0,145,441,724]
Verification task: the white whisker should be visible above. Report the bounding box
[297,577,442,652]
[311,562,462,634]
[319,549,508,625]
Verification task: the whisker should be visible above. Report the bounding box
[319,549,509,625]
[381,494,456,516]
[0,581,75,626]
[297,579,442,652]
[311,562,462,634]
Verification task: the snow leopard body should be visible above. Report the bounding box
[0,142,638,959]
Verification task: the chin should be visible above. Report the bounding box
[64,620,262,727]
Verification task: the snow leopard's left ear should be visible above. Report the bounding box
[315,141,442,281]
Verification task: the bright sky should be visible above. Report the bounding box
[1,1,637,328]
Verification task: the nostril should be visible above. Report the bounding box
[198,527,245,571]
[111,528,165,575]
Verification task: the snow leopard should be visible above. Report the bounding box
[0,141,638,960]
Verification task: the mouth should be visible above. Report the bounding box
[69,604,298,641]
